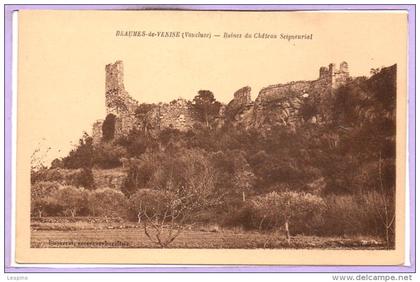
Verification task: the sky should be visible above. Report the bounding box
[17,10,407,165]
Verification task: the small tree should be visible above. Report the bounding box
[375,154,396,248]
[31,181,60,218]
[56,186,88,217]
[192,90,222,128]
[135,103,156,135]
[253,191,326,244]
[232,152,256,202]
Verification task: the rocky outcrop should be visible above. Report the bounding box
[92,168,126,190]
[224,62,349,131]
[252,81,310,130]
[225,86,255,128]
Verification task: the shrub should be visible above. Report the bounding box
[50,158,64,169]
[322,192,388,239]
[88,188,127,217]
[300,97,319,121]
[225,200,259,230]
[62,133,94,169]
[121,156,157,197]
[55,186,89,217]
[93,143,127,169]
[32,168,97,190]
[74,167,95,189]
[242,191,326,240]
[31,168,63,184]
[31,181,61,217]
[102,114,116,141]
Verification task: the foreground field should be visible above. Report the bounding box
[31,220,386,249]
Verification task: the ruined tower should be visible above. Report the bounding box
[92,60,138,143]
[335,61,350,88]
[319,61,350,89]
[106,60,125,93]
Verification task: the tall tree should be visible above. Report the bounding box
[192,90,221,128]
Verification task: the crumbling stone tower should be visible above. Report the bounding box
[92,61,138,143]
[106,61,124,91]
[319,61,350,89]
[105,60,138,139]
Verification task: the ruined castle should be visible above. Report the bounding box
[92,60,350,142]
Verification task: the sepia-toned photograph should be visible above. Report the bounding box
[15,9,408,265]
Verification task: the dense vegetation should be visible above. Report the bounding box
[32,65,396,248]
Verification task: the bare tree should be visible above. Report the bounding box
[30,139,51,172]
[376,153,396,248]
[128,149,224,248]
[129,189,183,247]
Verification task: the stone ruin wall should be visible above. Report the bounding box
[93,61,350,142]
[256,61,349,105]
[93,61,197,143]
[91,120,104,144]
[230,61,350,130]
[156,99,195,131]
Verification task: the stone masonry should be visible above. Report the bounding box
[93,61,138,143]
[92,61,350,142]
[232,61,350,130]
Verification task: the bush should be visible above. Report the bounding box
[31,181,62,217]
[32,168,96,190]
[88,188,127,217]
[93,143,127,169]
[322,193,385,237]
[225,200,259,230]
[102,114,116,141]
[62,133,94,169]
[50,158,64,169]
[55,186,89,217]
[74,167,95,189]
[31,168,63,184]
[121,156,157,197]
[229,191,327,238]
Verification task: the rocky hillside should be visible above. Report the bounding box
[35,63,397,244]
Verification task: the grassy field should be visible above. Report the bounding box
[31,220,386,249]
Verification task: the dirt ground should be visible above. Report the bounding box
[31,220,386,249]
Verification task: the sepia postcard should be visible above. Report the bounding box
[15,9,408,265]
